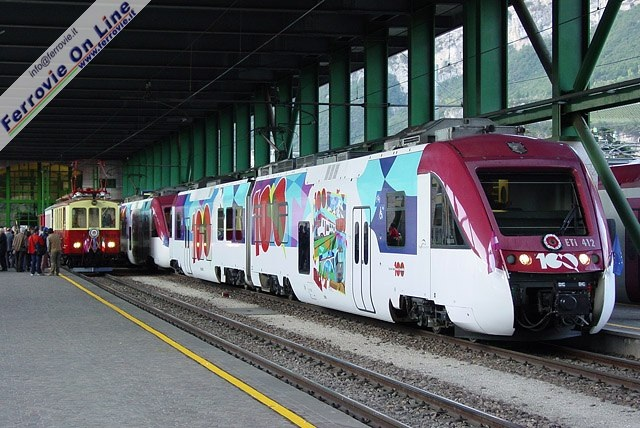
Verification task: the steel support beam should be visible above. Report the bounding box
[299,65,319,156]
[364,35,388,141]
[192,120,205,182]
[253,88,271,168]
[219,108,234,175]
[408,4,435,126]
[574,0,623,92]
[463,0,479,117]
[179,128,191,183]
[552,0,588,140]
[169,134,180,186]
[235,104,251,172]
[205,113,219,178]
[511,0,552,80]
[275,77,296,160]
[161,137,171,189]
[329,48,350,150]
[145,146,154,191]
[153,144,162,190]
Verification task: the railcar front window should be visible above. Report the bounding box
[72,208,86,228]
[478,171,587,236]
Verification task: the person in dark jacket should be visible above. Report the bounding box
[12,227,26,272]
[6,227,14,268]
[0,228,7,271]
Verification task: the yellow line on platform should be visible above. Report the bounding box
[60,274,315,428]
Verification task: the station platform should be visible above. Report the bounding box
[0,270,365,428]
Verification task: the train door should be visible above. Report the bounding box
[183,215,193,275]
[352,207,375,313]
[625,203,640,302]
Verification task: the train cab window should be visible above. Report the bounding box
[102,208,115,228]
[217,208,224,240]
[298,222,310,274]
[72,208,86,228]
[386,192,405,246]
[431,176,466,247]
[88,207,100,228]
[478,171,587,236]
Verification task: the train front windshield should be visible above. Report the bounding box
[478,171,587,237]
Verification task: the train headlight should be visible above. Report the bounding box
[506,254,516,264]
[591,254,600,264]
[579,253,591,266]
[73,242,82,249]
[107,241,116,249]
[518,254,532,265]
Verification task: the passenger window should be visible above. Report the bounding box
[386,192,405,247]
[431,175,466,247]
[217,208,224,240]
[298,222,310,274]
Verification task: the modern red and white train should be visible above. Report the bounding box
[599,161,640,303]
[125,120,616,340]
[42,188,121,268]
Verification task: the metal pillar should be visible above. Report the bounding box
[275,77,296,160]
[192,120,206,182]
[169,134,180,186]
[552,0,588,139]
[179,128,191,183]
[463,0,479,117]
[574,0,623,92]
[329,48,350,150]
[364,35,387,141]
[145,146,154,191]
[408,4,435,126]
[299,65,319,156]
[153,144,162,190]
[205,113,219,178]
[464,0,508,115]
[161,137,171,188]
[235,104,251,172]
[219,108,234,175]
[253,89,270,168]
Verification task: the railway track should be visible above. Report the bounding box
[84,272,521,428]
[107,270,640,394]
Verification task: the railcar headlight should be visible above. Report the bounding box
[579,253,591,266]
[107,241,116,249]
[506,254,516,264]
[73,242,82,249]
[591,254,600,264]
[518,254,532,265]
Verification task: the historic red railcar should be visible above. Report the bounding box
[43,188,121,269]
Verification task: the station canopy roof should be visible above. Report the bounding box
[0,0,464,162]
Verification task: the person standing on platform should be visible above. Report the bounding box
[40,227,50,274]
[27,227,45,276]
[0,228,7,271]
[6,227,14,269]
[47,229,62,276]
[12,227,26,272]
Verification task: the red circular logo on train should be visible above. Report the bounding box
[542,233,562,251]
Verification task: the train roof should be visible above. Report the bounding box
[445,134,578,161]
